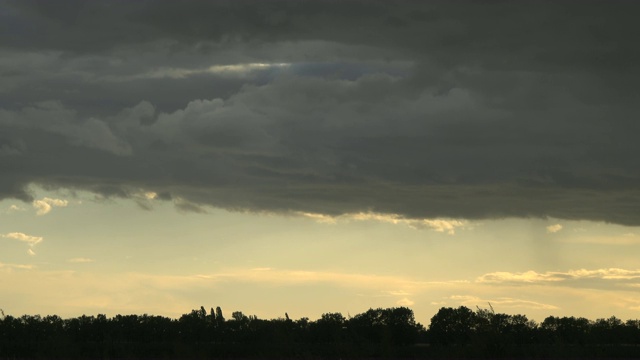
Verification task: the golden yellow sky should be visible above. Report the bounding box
[2,187,640,324]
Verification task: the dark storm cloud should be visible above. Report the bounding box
[2,1,640,225]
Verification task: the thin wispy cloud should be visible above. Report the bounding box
[112,63,292,81]
[561,233,640,245]
[299,211,468,234]
[447,295,559,310]
[477,271,565,284]
[2,232,43,255]
[0,262,35,270]
[207,268,431,291]
[477,268,640,285]
[2,232,43,246]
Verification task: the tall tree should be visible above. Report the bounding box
[215,307,225,325]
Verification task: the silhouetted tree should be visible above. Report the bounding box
[349,307,423,347]
[472,304,537,354]
[592,316,624,344]
[541,316,590,344]
[428,306,476,345]
[215,306,225,326]
[4,305,640,358]
[312,312,347,343]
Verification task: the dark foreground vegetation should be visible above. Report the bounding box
[2,305,640,359]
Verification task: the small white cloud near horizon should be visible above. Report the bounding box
[396,298,415,306]
[2,232,44,255]
[7,204,25,213]
[547,224,563,233]
[68,258,95,263]
[388,290,412,296]
[2,232,43,246]
[33,197,69,215]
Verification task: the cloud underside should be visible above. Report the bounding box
[1,1,640,225]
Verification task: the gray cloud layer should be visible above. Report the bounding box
[2,1,640,224]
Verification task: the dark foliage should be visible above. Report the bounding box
[0,306,424,358]
[426,305,640,358]
[1,305,640,358]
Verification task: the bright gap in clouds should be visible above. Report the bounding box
[141,62,292,79]
[105,60,412,83]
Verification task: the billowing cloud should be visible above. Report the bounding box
[1,101,132,156]
[1,1,639,225]
[33,197,68,215]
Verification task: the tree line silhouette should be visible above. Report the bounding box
[1,305,639,358]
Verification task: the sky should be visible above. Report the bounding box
[1,0,640,324]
